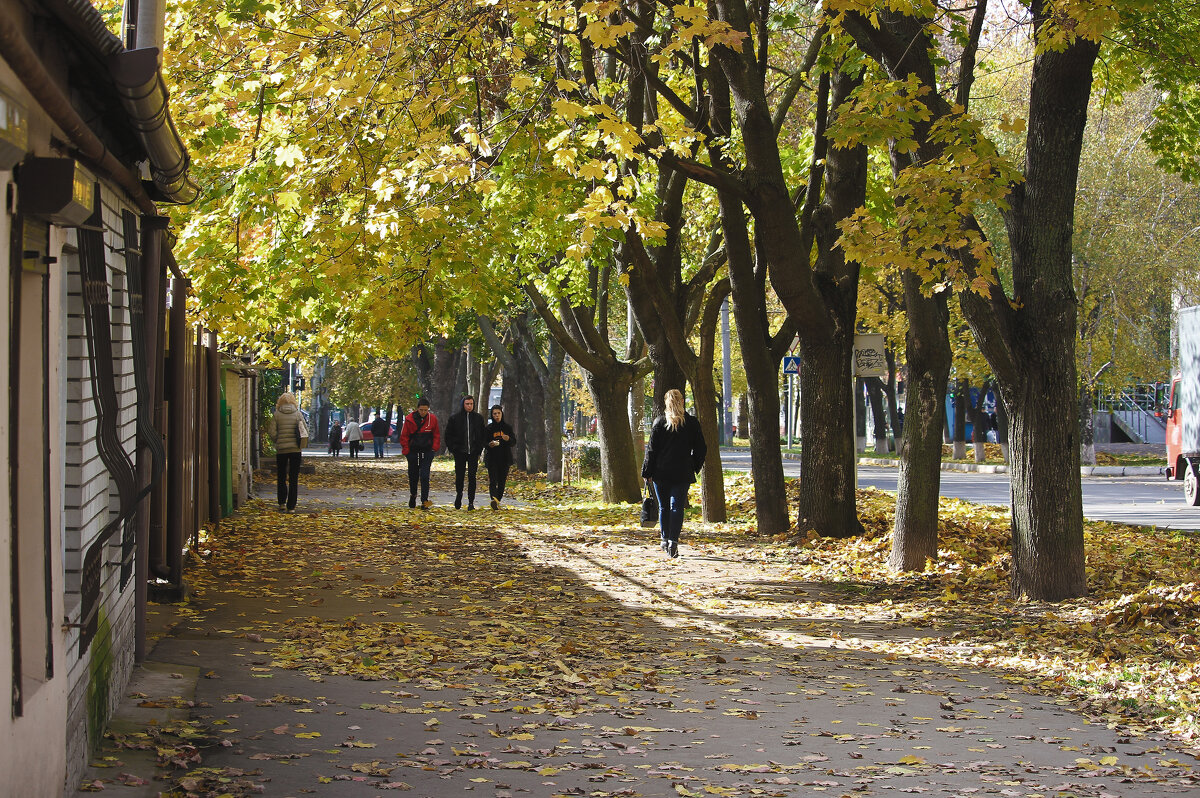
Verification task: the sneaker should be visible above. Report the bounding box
[409,495,417,508]
[661,539,670,553]
[467,503,475,511]
[490,497,499,510]
[422,499,433,510]
[278,504,286,512]
[668,541,679,558]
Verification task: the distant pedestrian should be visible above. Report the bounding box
[371,414,390,459]
[329,420,343,457]
[641,389,706,558]
[267,392,308,513]
[400,397,440,509]
[345,419,364,458]
[446,396,486,509]
[483,404,515,510]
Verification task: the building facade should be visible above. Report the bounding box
[0,1,252,793]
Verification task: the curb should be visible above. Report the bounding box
[851,457,1163,477]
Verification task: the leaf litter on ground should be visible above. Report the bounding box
[147,457,1200,795]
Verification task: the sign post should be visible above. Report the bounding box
[782,356,800,449]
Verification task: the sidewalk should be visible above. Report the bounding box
[76,461,1200,797]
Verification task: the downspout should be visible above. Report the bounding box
[166,276,189,587]
[0,13,156,215]
[134,0,165,52]
[147,240,173,581]
[207,332,221,522]
[134,214,169,659]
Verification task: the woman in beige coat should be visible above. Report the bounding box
[267,392,307,512]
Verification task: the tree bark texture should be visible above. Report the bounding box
[798,329,864,538]
[794,69,868,540]
[695,279,732,522]
[586,368,642,503]
[960,17,1097,599]
[891,276,951,571]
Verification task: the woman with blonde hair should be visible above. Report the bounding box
[641,388,707,557]
[267,392,308,512]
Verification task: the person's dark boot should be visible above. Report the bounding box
[454,495,462,509]
[409,494,417,508]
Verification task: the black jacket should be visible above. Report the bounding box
[445,399,486,458]
[641,413,707,484]
[483,417,515,469]
[371,416,390,439]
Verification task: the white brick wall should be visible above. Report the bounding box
[62,184,142,793]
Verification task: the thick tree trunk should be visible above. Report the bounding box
[585,369,641,503]
[1007,371,1086,599]
[962,24,1097,600]
[630,374,646,473]
[721,187,790,535]
[693,366,727,523]
[891,277,952,571]
[544,340,565,481]
[794,69,868,540]
[798,330,864,538]
[514,341,547,472]
[695,280,732,522]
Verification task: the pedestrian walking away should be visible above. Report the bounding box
[400,397,440,509]
[267,392,307,513]
[446,395,486,509]
[641,388,706,558]
[371,414,390,459]
[329,420,343,457]
[345,418,363,458]
[483,404,515,510]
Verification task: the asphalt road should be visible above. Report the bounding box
[719,449,1200,532]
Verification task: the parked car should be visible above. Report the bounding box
[357,419,396,442]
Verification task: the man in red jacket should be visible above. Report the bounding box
[400,397,441,509]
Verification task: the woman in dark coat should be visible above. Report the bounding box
[641,388,707,558]
[483,405,515,509]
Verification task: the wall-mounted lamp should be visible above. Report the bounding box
[18,157,96,227]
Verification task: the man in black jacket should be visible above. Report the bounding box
[371,414,391,459]
[445,396,486,509]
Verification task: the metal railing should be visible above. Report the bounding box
[1095,383,1168,444]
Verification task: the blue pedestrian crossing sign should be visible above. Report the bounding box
[782,356,800,375]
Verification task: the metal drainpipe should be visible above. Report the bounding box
[207,331,221,522]
[167,276,190,586]
[0,13,156,215]
[134,0,165,51]
[135,216,168,657]
[148,237,170,580]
